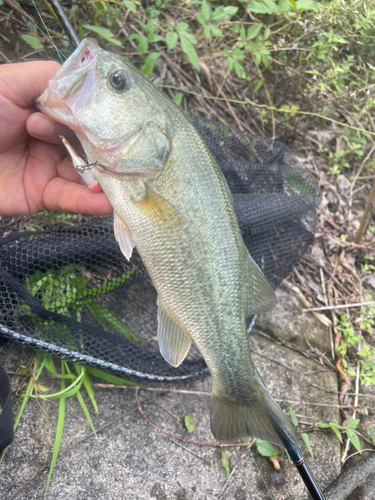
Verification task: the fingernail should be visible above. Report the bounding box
[30,115,56,138]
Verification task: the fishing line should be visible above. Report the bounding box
[248,448,275,500]
[6,0,65,62]
[30,0,65,63]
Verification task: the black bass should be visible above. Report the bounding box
[36,38,300,451]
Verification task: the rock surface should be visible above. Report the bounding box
[0,290,345,500]
[257,287,332,353]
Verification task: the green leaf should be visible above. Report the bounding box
[86,367,140,386]
[82,25,122,47]
[253,50,261,66]
[301,433,313,458]
[81,370,98,413]
[255,439,278,457]
[203,25,211,39]
[289,407,299,427]
[211,6,225,21]
[128,33,148,53]
[173,93,183,106]
[240,24,246,41]
[184,414,196,433]
[346,429,361,454]
[21,34,43,50]
[263,27,271,40]
[123,0,137,13]
[141,52,161,76]
[179,30,197,45]
[234,60,246,79]
[201,0,211,22]
[247,2,273,15]
[221,450,231,478]
[197,13,206,25]
[263,0,278,13]
[210,25,222,37]
[176,22,189,32]
[76,389,96,435]
[247,24,262,40]
[148,34,164,43]
[40,367,85,399]
[232,47,245,60]
[43,355,75,379]
[295,0,318,11]
[368,426,375,444]
[180,36,200,71]
[329,424,344,443]
[347,419,360,429]
[14,378,33,430]
[45,361,66,496]
[166,31,178,50]
[223,6,238,18]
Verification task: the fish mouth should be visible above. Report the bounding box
[35,39,100,130]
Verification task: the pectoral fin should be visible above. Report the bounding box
[157,303,191,367]
[114,212,135,261]
[132,186,184,228]
[245,252,277,316]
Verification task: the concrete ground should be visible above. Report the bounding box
[0,287,373,500]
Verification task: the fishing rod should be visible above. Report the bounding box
[44,2,326,499]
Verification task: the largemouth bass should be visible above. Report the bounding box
[36,38,300,452]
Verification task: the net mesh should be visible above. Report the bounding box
[0,116,320,383]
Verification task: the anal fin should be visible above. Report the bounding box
[157,303,191,367]
[114,212,135,261]
[245,252,277,316]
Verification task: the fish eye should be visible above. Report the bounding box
[109,70,130,91]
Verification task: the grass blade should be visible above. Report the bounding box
[38,366,85,399]
[45,361,66,496]
[86,367,140,386]
[81,370,98,414]
[75,390,97,436]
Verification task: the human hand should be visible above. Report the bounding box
[0,61,112,216]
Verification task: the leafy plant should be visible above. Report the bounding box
[289,407,313,457]
[316,418,361,453]
[22,34,44,50]
[82,25,122,46]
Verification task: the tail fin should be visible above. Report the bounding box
[210,383,301,458]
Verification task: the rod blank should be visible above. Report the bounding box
[49,0,80,49]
